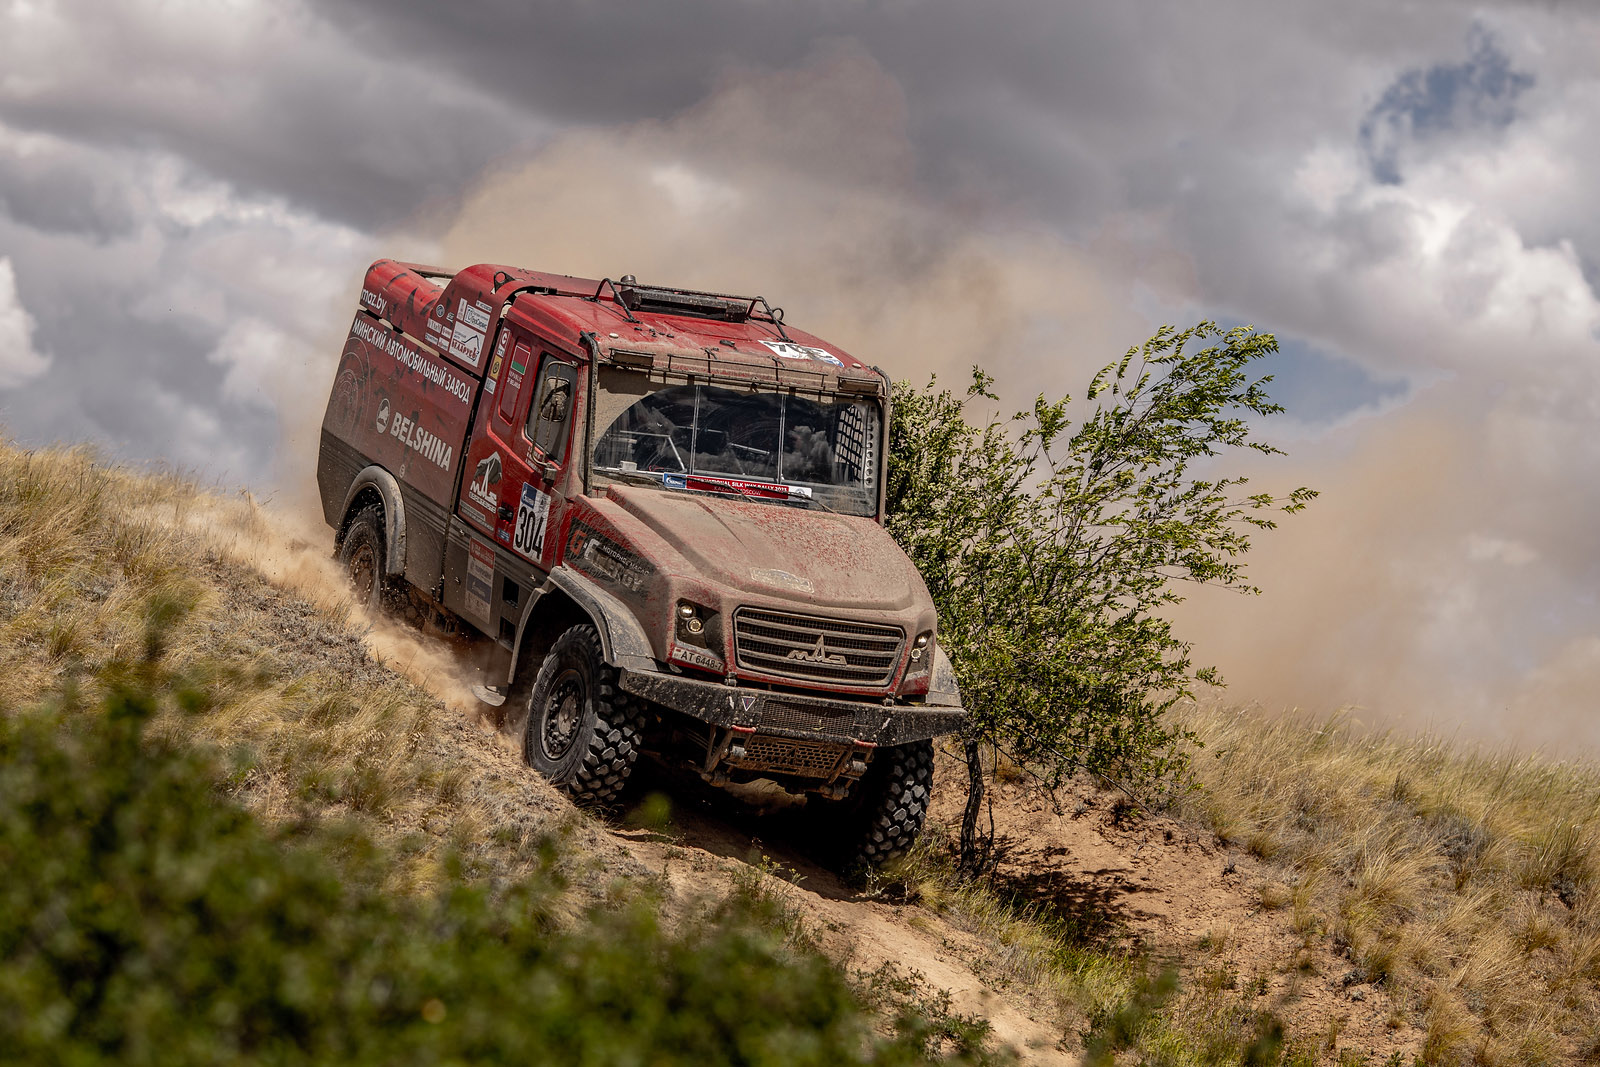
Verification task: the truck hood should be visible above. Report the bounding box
[602,484,926,612]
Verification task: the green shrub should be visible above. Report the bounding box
[0,683,972,1066]
[886,324,1315,868]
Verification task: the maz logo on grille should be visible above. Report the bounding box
[786,636,847,666]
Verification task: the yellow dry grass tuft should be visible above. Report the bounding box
[1174,701,1600,1061]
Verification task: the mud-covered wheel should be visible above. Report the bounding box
[827,739,935,869]
[522,624,643,806]
[338,505,393,614]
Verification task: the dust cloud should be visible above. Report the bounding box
[157,489,486,720]
[1175,374,1600,755]
[430,45,1145,407]
[270,45,1600,754]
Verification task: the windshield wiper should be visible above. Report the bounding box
[797,492,838,514]
[598,467,670,487]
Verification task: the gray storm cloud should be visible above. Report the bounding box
[429,47,1143,400]
[4,0,1600,750]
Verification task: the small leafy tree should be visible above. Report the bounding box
[886,323,1315,871]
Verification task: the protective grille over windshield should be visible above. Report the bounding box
[593,381,880,516]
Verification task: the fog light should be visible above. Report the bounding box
[679,603,695,618]
[686,617,704,635]
[909,647,922,662]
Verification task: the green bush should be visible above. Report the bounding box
[0,683,971,1066]
[886,324,1314,868]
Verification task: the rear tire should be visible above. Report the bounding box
[338,505,393,614]
[818,739,935,869]
[521,624,643,807]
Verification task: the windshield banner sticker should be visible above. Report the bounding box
[514,482,551,558]
[758,339,844,366]
[662,472,812,501]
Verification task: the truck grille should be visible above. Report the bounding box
[733,608,905,688]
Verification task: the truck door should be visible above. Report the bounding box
[459,327,580,570]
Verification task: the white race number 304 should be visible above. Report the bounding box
[514,482,551,558]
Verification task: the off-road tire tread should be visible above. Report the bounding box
[527,625,645,808]
[339,505,392,613]
[852,739,934,868]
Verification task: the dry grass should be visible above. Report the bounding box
[1174,702,1600,1062]
[0,441,625,898]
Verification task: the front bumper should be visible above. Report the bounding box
[617,668,965,746]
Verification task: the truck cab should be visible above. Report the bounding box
[318,260,964,866]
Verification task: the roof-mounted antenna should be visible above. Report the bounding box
[592,277,640,323]
[755,297,791,341]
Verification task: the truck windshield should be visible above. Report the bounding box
[592,373,881,517]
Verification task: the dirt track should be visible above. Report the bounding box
[607,765,1075,1063]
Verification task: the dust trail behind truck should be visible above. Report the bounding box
[318,259,964,866]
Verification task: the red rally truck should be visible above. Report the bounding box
[318,260,965,865]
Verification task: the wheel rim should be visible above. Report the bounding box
[539,668,585,761]
[348,540,377,603]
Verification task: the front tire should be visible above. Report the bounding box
[521,624,643,806]
[817,739,935,869]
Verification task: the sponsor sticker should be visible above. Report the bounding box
[513,481,551,558]
[664,472,808,501]
[374,396,391,434]
[758,339,844,366]
[468,451,502,512]
[387,409,454,470]
[465,539,494,623]
[567,522,654,594]
[350,317,472,405]
[458,298,491,334]
[485,336,507,394]
[448,318,485,369]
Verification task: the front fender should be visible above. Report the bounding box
[541,566,658,673]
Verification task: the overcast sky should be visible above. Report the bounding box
[4,0,1600,745]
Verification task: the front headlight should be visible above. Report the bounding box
[900,631,935,694]
[675,600,717,646]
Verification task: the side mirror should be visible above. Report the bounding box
[540,379,571,423]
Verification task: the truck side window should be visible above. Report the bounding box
[498,340,533,424]
[527,357,579,463]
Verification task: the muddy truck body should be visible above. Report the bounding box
[318,259,964,864]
